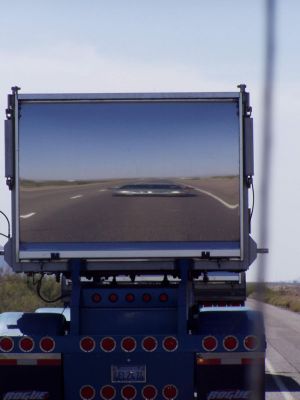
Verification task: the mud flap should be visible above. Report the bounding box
[196,364,265,400]
[0,364,63,399]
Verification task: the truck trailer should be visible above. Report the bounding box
[0,85,266,400]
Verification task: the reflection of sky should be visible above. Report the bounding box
[19,101,239,180]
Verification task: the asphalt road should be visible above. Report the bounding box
[247,299,300,400]
[19,181,239,243]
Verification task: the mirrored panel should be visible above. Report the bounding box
[18,100,240,249]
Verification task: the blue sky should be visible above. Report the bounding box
[0,1,300,281]
[20,101,239,180]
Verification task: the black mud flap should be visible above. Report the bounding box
[196,364,265,400]
[0,365,63,399]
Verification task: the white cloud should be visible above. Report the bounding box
[0,42,235,94]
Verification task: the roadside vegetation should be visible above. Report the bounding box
[0,272,63,313]
[247,282,300,312]
[1,270,299,313]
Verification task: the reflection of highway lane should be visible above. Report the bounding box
[20,185,239,242]
[185,185,238,209]
[176,177,239,206]
[20,183,109,216]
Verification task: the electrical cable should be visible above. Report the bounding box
[0,210,11,238]
[250,180,255,222]
[250,1,276,399]
[256,0,276,304]
[36,273,68,304]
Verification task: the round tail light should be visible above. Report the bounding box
[162,336,178,352]
[142,293,152,303]
[109,293,118,303]
[0,337,14,352]
[244,335,259,351]
[142,336,157,352]
[162,384,178,400]
[223,335,239,351]
[40,336,55,352]
[202,336,218,352]
[100,385,116,400]
[19,336,34,352]
[80,337,95,352]
[100,337,116,352]
[159,293,168,302]
[91,293,102,303]
[80,385,95,400]
[125,293,135,302]
[121,337,136,352]
[142,385,157,399]
[121,385,137,400]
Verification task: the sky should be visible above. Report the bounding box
[20,101,239,180]
[0,0,299,281]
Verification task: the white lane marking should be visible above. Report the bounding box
[187,185,239,209]
[266,359,295,400]
[70,195,83,199]
[98,189,107,192]
[20,212,36,219]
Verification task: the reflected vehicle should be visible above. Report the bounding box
[113,183,195,197]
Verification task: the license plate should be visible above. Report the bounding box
[111,365,146,383]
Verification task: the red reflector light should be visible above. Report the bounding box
[39,336,55,352]
[80,385,95,400]
[101,337,116,352]
[163,336,178,352]
[121,337,136,352]
[244,335,259,351]
[109,293,118,303]
[80,336,95,352]
[125,293,135,302]
[159,293,168,302]
[162,384,178,400]
[223,335,239,351]
[100,385,116,400]
[19,336,34,352]
[121,385,137,400]
[142,293,152,303]
[142,385,157,399]
[202,336,218,352]
[142,336,158,352]
[0,337,14,352]
[92,293,102,303]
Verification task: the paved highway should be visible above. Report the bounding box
[247,299,300,400]
[19,180,239,243]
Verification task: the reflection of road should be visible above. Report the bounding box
[20,181,239,242]
[176,177,239,205]
[184,185,238,209]
[247,299,300,399]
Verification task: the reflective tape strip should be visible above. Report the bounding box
[197,358,221,365]
[18,359,39,365]
[0,353,61,366]
[197,352,265,365]
[37,359,61,366]
[0,359,17,365]
[241,358,265,365]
